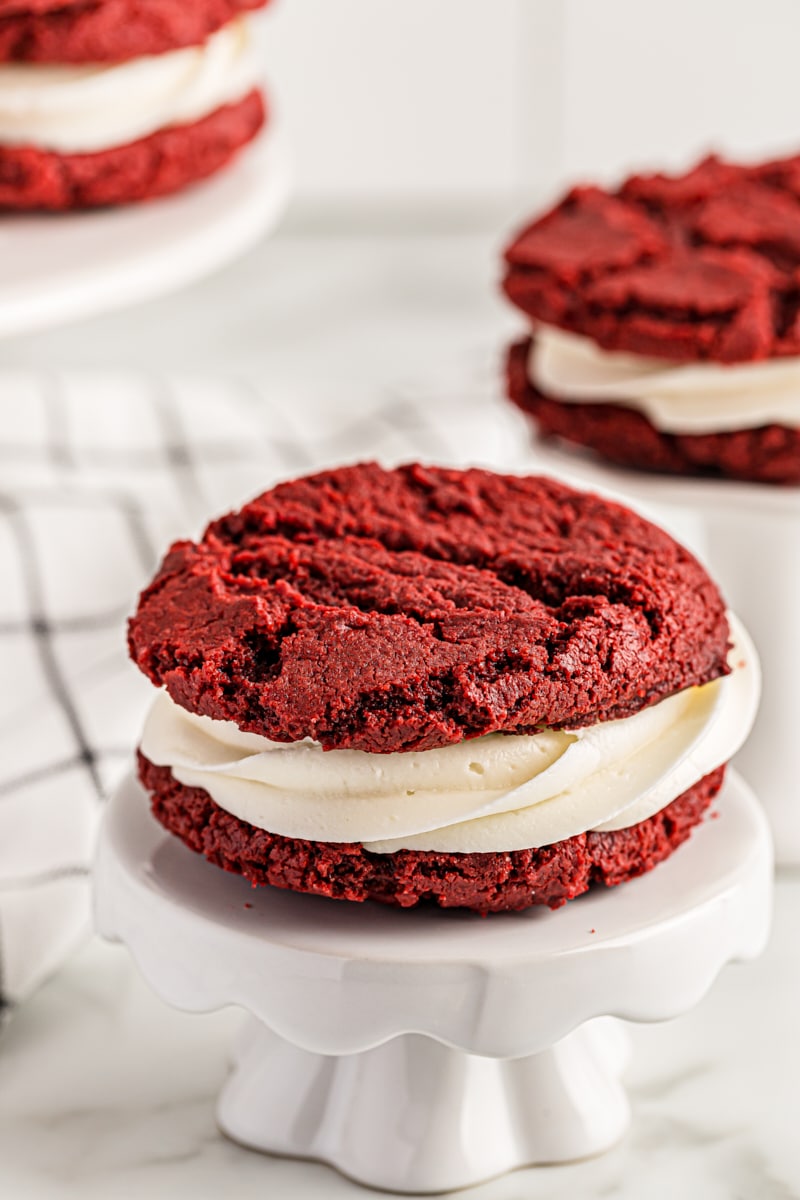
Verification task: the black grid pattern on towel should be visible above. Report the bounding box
[0,370,508,1015]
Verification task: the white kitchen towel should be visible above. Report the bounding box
[0,367,528,1023]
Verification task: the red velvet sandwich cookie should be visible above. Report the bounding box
[503,151,800,482]
[129,463,758,914]
[0,0,269,209]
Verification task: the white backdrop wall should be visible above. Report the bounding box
[561,0,800,186]
[262,0,521,213]
[262,0,800,221]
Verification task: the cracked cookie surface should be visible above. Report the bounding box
[504,152,800,364]
[128,462,730,753]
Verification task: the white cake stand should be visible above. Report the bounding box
[94,770,771,1195]
[525,439,800,867]
[0,125,290,338]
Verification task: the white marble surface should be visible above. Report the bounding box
[0,225,521,398]
[1,231,799,1198]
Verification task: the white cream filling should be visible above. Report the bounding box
[140,614,759,854]
[530,325,800,434]
[0,17,260,153]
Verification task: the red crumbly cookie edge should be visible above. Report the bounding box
[138,752,725,914]
[502,152,800,365]
[0,88,265,210]
[0,0,269,64]
[507,338,800,485]
[128,463,730,754]
[0,0,75,15]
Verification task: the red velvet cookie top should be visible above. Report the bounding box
[128,463,730,754]
[504,152,800,364]
[0,0,269,64]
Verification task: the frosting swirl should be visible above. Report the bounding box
[530,326,800,434]
[140,615,758,854]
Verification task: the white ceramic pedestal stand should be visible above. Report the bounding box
[527,440,800,866]
[94,771,771,1195]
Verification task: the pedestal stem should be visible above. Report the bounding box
[218,1017,632,1194]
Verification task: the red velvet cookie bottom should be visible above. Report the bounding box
[0,88,265,210]
[138,751,725,915]
[507,338,800,485]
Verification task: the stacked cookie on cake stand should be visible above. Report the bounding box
[503,152,800,863]
[0,0,290,333]
[95,768,770,1194]
[95,463,772,1193]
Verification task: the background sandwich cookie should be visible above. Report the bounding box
[0,0,270,208]
[503,151,800,482]
[129,463,758,913]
